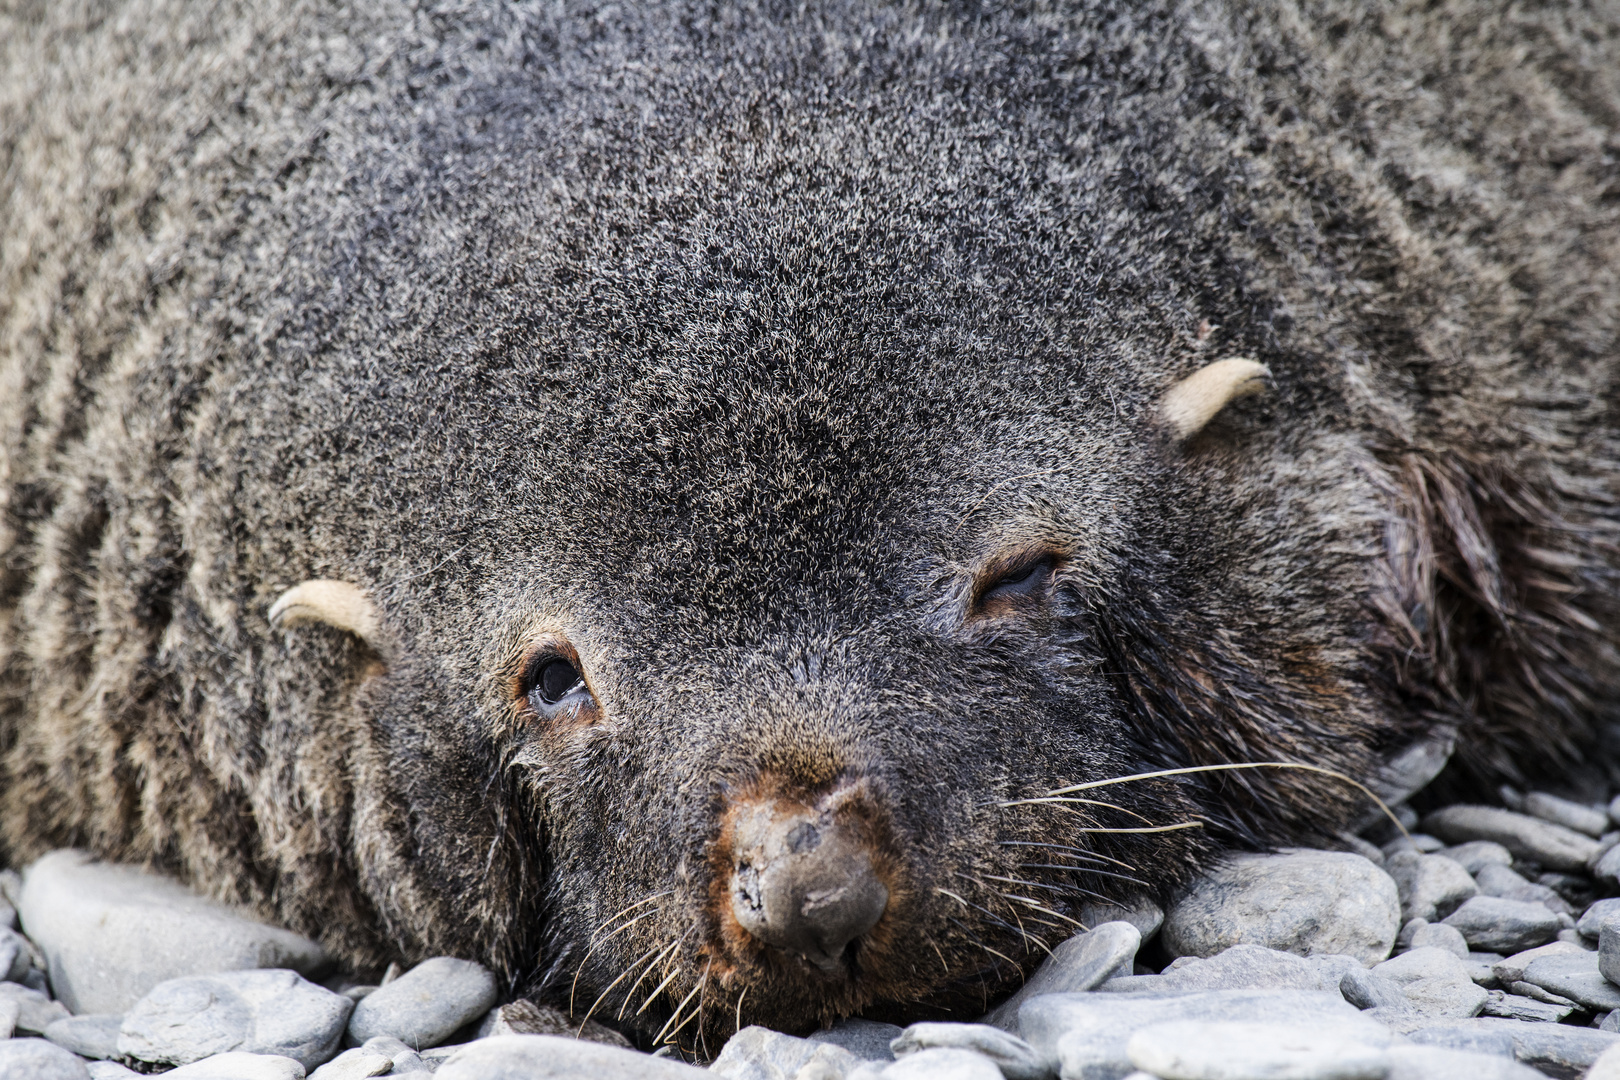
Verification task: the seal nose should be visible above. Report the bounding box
[728,804,889,972]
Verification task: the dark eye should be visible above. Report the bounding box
[982,557,1054,602]
[526,655,588,712]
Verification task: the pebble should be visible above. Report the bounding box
[162,1052,309,1079]
[1160,851,1400,965]
[1474,864,1571,913]
[0,1038,92,1080]
[42,1013,123,1059]
[1591,845,1620,886]
[1602,916,1620,985]
[1385,1045,1546,1080]
[1125,1019,1387,1080]
[981,921,1140,1030]
[117,968,353,1070]
[1423,807,1599,872]
[1442,896,1562,953]
[1339,966,1414,1012]
[1410,921,1471,958]
[0,927,31,983]
[1480,991,1575,1023]
[435,1034,708,1078]
[878,1048,1003,1079]
[1411,1017,1620,1075]
[86,1063,143,1080]
[15,851,328,1015]
[1591,1041,1620,1080]
[1135,944,1359,994]
[0,980,71,1033]
[1079,900,1165,941]
[309,1035,428,1078]
[1518,950,1620,1011]
[0,998,15,1039]
[1440,842,1516,877]
[1578,899,1620,939]
[1521,793,1609,838]
[807,1018,903,1061]
[473,999,630,1048]
[346,957,497,1048]
[1373,947,1488,1018]
[1491,941,1587,984]
[1385,850,1478,922]
[891,1023,1042,1080]
[711,1026,864,1080]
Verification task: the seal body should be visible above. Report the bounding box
[2,0,1617,1046]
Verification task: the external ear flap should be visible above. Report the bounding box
[1160,358,1270,442]
[269,579,382,650]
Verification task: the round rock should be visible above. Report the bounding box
[1126,1020,1387,1080]
[1162,851,1400,965]
[892,1023,1041,1080]
[436,1034,707,1078]
[118,968,352,1070]
[1441,896,1561,953]
[346,956,497,1048]
[163,1052,309,1079]
[981,921,1141,1030]
[1422,807,1598,872]
[882,1048,1003,1080]
[1384,851,1477,923]
[0,1038,92,1080]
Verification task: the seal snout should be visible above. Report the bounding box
[727,800,890,972]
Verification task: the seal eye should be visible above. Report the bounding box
[534,657,584,705]
[982,557,1053,601]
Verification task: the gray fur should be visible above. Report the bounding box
[2,0,1617,1046]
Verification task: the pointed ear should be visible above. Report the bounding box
[269,579,382,651]
[1160,358,1270,442]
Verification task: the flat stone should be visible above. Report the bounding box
[1491,941,1586,984]
[346,957,497,1048]
[15,851,328,1015]
[1442,896,1561,953]
[1409,922,1470,958]
[472,999,630,1048]
[0,926,32,983]
[981,922,1140,1030]
[711,1026,863,1080]
[1126,1019,1387,1079]
[1410,1018,1620,1078]
[436,1034,708,1078]
[881,1048,1003,1079]
[0,997,16,1039]
[1373,947,1487,1018]
[43,1014,123,1059]
[1522,793,1609,838]
[1521,950,1620,1011]
[1385,1045,1545,1080]
[1385,851,1478,923]
[1161,851,1400,965]
[0,980,71,1033]
[0,1038,92,1080]
[86,1064,144,1080]
[1479,990,1574,1022]
[1601,916,1620,984]
[163,1053,309,1079]
[1592,845,1620,886]
[1020,989,1390,1080]
[1438,842,1515,877]
[1579,899,1620,940]
[307,1048,394,1079]
[118,969,353,1070]
[1590,1042,1620,1080]
[1423,807,1599,872]
[1077,901,1164,941]
[1339,967,1413,1012]
[1474,864,1570,913]
[892,1023,1041,1080]
[807,1018,903,1061]
[1147,945,1362,996]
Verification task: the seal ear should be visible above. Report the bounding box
[1160,358,1270,442]
[269,579,382,651]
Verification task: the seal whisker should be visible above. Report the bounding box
[612,934,685,1023]
[653,958,711,1047]
[569,905,663,1014]
[576,939,665,1034]
[632,930,695,1020]
[1016,862,1152,889]
[997,840,1140,871]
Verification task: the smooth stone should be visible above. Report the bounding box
[1522,793,1609,838]
[163,1052,309,1079]
[1385,1045,1545,1080]
[1077,901,1165,942]
[1148,945,1362,995]
[1580,899,1620,939]
[1339,967,1414,1012]
[807,1018,903,1061]
[1590,1041,1620,1080]
[0,927,32,983]
[0,980,71,1034]
[1410,1018,1620,1078]
[1474,864,1569,913]
[1604,917,1620,984]
[711,1026,862,1080]
[118,969,352,1070]
[1479,990,1574,1022]
[1520,950,1620,1010]
[0,997,16,1039]
[1507,980,1576,1008]
[880,1048,1003,1079]
[891,1023,1041,1080]
[86,1064,144,1079]
[435,1034,708,1078]
[1020,989,1390,1080]
[0,896,14,931]
[1442,896,1561,953]
[1423,807,1599,872]
[1592,845,1620,886]
[1370,730,1456,808]
[1126,1019,1388,1079]
[16,852,328,1017]
[472,1000,630,1048]
[1491,941,1585,984]
[981,922,1141,1030]
[1161,851,1400,966]
[1373,947,1487,1018]
[307,1048,393,1079]
[1385,850,1478,923]
[43,1014,123,1059]
[1438,842,1515,877]
[0,1038,92,1080]
[346,957,497,1048]
[1409,922,1470,958]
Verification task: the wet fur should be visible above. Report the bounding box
[2,0,1618,1049]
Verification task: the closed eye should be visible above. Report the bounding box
[970,549,1062,619]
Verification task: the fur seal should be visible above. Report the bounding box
[2,0,1617,1050]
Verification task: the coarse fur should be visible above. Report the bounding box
[2,0,1618,1050]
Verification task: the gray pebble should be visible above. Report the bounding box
[472,999,630,1048]
[1410,922,1470,958]
[1479,990,1574,1023]
[880,1048,1002,1080]
[43,1014,123,1059]
[980,921,1140,1030]
[1161,851,1400,966]
[346,957,497,1049]
[1603,916,1620,985]
[0,980,71,1034]
[1441,896,1561,953]
[1423,806,1599,871]
[1595,845,1620,887]
[1473,863,1570,913]
[1385,851,1478,923]
[0,1038,91,1080]
[1339,967,1413,1012]
[162,1052,309,1079]
[1373,947,1488,1019]
[16,851,327,1016]
[1506,980,1577,1008]
[1591,1041,1620,1080]
[0,897,14,932]
[1125,1019,1387,1080]
[711,1026,862,1080]
[1580,899,1620,939]
[1411,1017,1620,1075]
[0,997,15,1039]
[1491,940,1586,984]
[436,1034,707,1078]
[1520,950,1620,1011]
[0,927,31,983]
[1522,792,1610,838]
[1150,944,1360,995]
[308,1046,398,1079]
[118,968,352,1070]
[807,1018,903,1061]
[891,1023,1041,1080]
[1385,1045,1545,1080]
[1438,842,1516,877]
[86,1063,144,1080]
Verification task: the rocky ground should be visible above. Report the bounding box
[7,789,1620,1078]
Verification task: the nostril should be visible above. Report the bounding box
[786,822,820,853]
